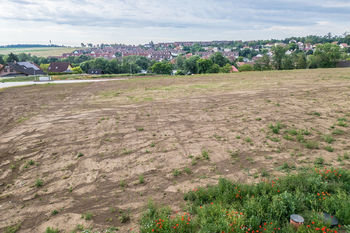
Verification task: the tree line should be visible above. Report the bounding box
[0,43,347,75]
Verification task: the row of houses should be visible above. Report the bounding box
[0,62,91,77]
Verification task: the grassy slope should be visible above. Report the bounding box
[0,47,79,57]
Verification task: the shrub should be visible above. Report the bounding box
[140,168,350,232]
[239,64,253,72]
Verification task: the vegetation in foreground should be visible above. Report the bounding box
[140,167,350,232]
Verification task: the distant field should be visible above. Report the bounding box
[0,47,79,57]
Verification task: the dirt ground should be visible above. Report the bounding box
[1,69,350,232]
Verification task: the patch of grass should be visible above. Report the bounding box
[201,150,210,160]
[139,174,145,184]
[324,146,334,152]
[45,227,60,233]
[138,127,144,131]
[332,129,344,135]
[268,136,280,142]
[310,111,321,116]
[122,148,132,154]
[283,134,294,141]
[344,152,349,160]
[77,152,84,158]
[51,209,59,216]
[183,167,192,175]
[27,160,35,166]
[296,134,305,143]
[261,169,270,177]
[213,133,223,140]
[35,179,43,187]
[81,212,93,220]
[16,116,30,124]
[244,137,252,143]
[269,122,283,134]
[228,150,239,158]
[150,142,155,147]
[286,128,298,135]
[337,120,348,127]
[119,180,127,188]
[10,164,16,170]
[119,212,130,223]
[173,169,182,177]
[314,157,325,165]
[323,134,335,144]
[4,223,21,233]
[304,140,319,149]
[235,135,241,139]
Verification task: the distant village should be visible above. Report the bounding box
[57,40,349,65]
[1,35,350,77]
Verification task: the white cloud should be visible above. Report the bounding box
[0,0,349,45]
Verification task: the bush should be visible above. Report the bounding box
[238,64,253,72]
[140,168,350,232]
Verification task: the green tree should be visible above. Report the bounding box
[175,55,185,70]
[184,55,200,74]
[281,55,294,70]
[6,52,19,63]
[314,43,341,68]
[0,55,4,65]
[18,53,30,62]
[151,62,173,75]
[307,55,321,69]
[207,64,220,73]
[220,64,233,73]
[253,55,271,71]
[40,64,50,73]
[135,56,151,70]
[210,52,230,67]
[295,53,307,69]
[72,66,83,74]
[197,58,213,74]
[272,46,287,70]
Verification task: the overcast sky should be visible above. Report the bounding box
[0,0,349,46]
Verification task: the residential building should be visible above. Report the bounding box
[48,62,73,73]
[0,62,45,77]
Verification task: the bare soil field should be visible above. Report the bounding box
[0,69,350,232]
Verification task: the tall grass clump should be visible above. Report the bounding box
[140,167,350,232]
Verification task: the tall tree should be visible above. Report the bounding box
[272,46,286,70]
[210,52,230,67]
[197,59,213,74]
[254,55,271,71]
[184,55,200,74]
[314,43,341,68]
[6,53,19,63]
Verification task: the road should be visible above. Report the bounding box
[0,78,127,89]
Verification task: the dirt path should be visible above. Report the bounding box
[0,69,350,232]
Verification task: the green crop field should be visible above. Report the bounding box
[0,47,79,57]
